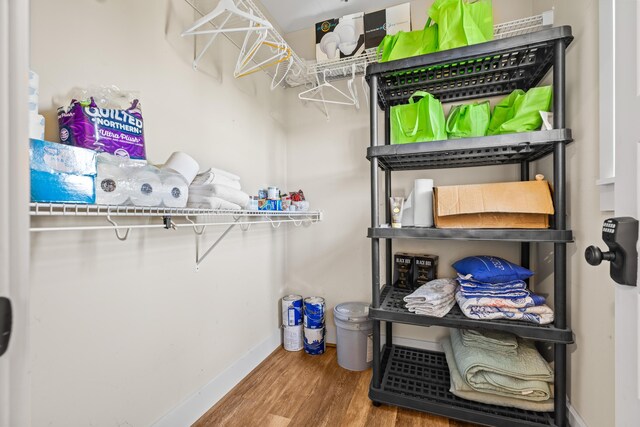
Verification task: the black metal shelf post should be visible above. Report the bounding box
[366,26,573,427]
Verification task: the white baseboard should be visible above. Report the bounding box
[567,398,588,427]
[152,329,281,427]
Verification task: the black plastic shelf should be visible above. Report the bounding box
[369,345,555,427]
[366,26,573,109]
[371,286,573,344]
[368,227,573,243]
[367,129,572,171]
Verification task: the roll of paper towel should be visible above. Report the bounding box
[160,171,189,208]
[95,159,131,206]
[414,179,434,227]
[129,167,163,207]
[162,152,199,185]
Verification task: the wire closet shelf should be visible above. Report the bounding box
[183,0,554,88]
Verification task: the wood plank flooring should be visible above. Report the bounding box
[195,346,478,427]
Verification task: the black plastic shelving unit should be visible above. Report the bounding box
[365,26,573,427]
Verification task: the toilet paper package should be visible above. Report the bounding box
[95,153,134,206]
[29,70,39,113]
[129,166,163,207]
[29,113,45,140]
[57,87,146,160]
[160,170,189,208]
[30,139,96,204]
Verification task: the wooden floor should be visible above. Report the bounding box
[195,346,478,427]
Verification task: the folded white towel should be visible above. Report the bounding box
[189,184,250,208]
[187,195,241,210]
[407,298,456,317]
[404,278,458,305]
[191,170,242,190]
[192,167,241,185]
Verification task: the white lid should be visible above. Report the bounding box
[334,302,370,322]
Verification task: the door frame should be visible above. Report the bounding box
[0,0,31,426]
[602,0,640,425]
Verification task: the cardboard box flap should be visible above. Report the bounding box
[435,180,555,217]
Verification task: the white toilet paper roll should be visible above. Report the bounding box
[402,191,414,227]
[162,152,200,185]
[96,161,131,206]
[160,171,189,208]
[129,167,163,207]
[414,179,434,227]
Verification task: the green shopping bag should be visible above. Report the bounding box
[446,101,490,138]
[429,0,493,51]
[377,18,438,63]
[391,91,447,145]
[488,86,553,135]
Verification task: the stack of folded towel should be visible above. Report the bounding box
[403,278,458,317]
[188,167,250,210]
[441,328,554,411]
[452,256,554,325]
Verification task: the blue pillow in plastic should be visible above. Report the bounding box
[452,256,533,283]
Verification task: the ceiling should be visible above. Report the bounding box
[260,0,407,33]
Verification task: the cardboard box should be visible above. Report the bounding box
[30,138,97,204]
[364,3,412,49]
[393,252,414,290]
[413,255,439,288]
[315,12,365,62]
[433,180,554,229]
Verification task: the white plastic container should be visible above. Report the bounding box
[333,302,373,371]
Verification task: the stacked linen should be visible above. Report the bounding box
[188,168,250,210]
[403,278,457,317]
[453,256,554,325]
[441,328,554,411]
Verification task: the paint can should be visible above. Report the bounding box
[283,325,303,352]
[303,297,325,329]
[304,326,326,355]
[282,294,303,326]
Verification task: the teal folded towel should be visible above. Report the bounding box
[442,337,554,412]
[450,328,553,401]
[460,329,518,355]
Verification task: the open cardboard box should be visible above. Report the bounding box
[433,180,554,229]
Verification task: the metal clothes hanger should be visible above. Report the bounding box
[298,69,358,106]
[234,25,292,78]
[182,0,272,70]
[271,56,294,90]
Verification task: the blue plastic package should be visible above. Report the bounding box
[30,139,97,204]
[452,255,533,283]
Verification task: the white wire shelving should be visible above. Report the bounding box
[183,0,554,88]
[30,202,323,269]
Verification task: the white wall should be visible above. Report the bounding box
[30,1,290,426]
[284,0,533,345]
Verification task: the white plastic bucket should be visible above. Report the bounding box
[333,302,373,371]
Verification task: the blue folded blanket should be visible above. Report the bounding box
[457,275,527,291]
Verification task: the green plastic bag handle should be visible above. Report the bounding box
[408,91,431,104]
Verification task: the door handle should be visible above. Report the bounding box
[0,297,11,357]
[585,217,638,286]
